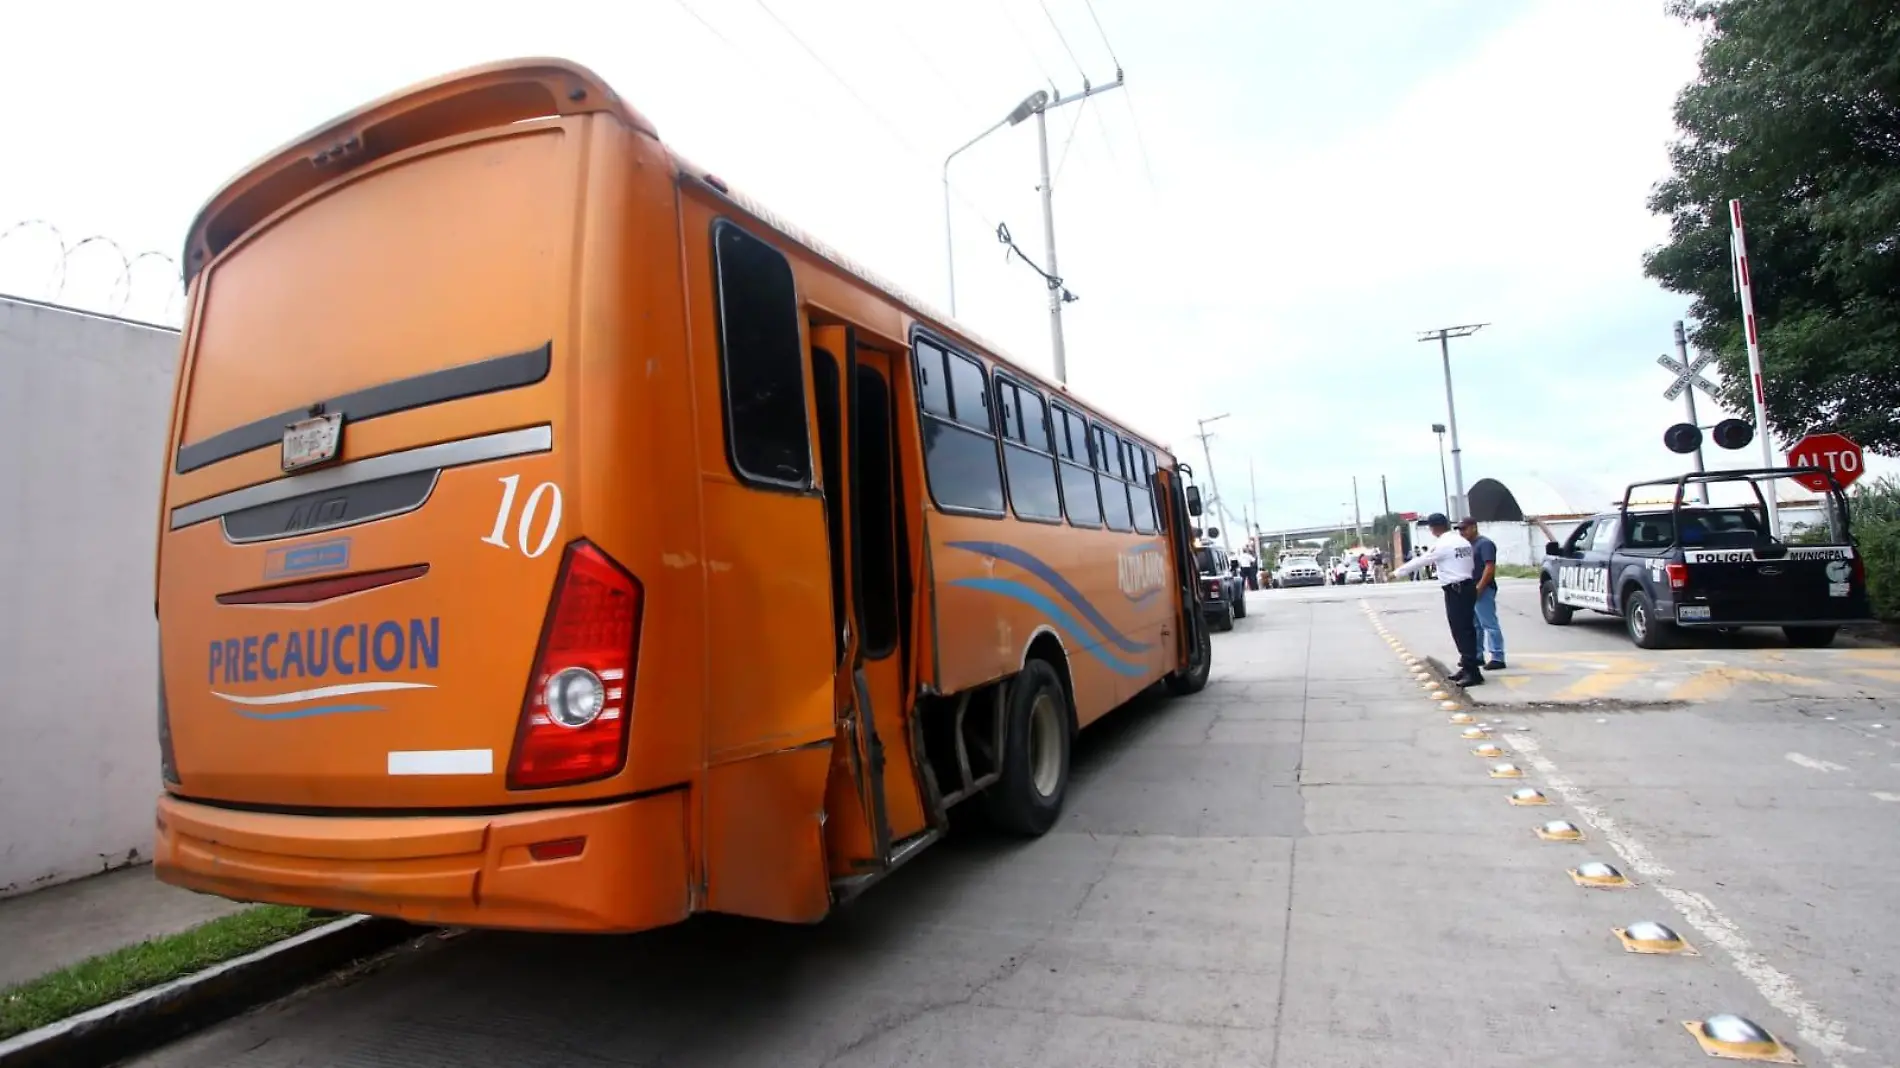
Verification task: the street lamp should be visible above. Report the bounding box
[1418,323,1487,519]
[941,73,1126,383]
[942,91,1046,319]
[1431,423,1450,517]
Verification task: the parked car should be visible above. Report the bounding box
[1540,468,1872,648]
[1195,542,1247,631]
[1271,555,1326,589]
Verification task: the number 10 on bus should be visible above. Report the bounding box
[483,475,564,559]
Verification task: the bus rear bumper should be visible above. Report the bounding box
[154,790,692,933]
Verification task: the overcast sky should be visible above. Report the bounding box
[3,0,1886,528]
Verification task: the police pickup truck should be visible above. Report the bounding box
[1539,467,1872,649]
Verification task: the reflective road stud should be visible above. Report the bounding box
[1440,700,1464,712]
[1536,819,1584,841]
[1449,712,1476,724]
[1569,861,1634,888]
[1508,787,1550,806]
[1615,920,1697,955]
[1471,743,1505,758]
[1489,762,1524,778]
[1430,689,1449,700]
[1683,1014,1799,1063]
[1461,727,1490,739]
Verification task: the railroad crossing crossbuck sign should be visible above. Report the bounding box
[1657,351,1718,401]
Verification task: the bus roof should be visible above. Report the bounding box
[180,54,1174,458]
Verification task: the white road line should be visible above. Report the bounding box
[1871,792,1900,804]
[1510,733,1863,1068]
[1785,752,1850,773]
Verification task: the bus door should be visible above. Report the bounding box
[810,325,928,880]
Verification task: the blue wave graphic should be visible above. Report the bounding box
[945,541,1154,653]
[234,704,385,722]
[948,578,1148,677]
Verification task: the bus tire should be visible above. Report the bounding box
[1165,619,1213,696]
[981,660,1071,837]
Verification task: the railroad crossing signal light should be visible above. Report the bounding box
[1711,418,1754,450]
[1664,423,1702,455]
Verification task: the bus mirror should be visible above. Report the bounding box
[1185,486,1203,516]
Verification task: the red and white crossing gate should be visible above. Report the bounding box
[1786,432,1864,493]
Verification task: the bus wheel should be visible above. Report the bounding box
[1165,619,1213,696]
[982,661,1071,836]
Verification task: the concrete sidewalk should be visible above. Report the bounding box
[0,865,245,989]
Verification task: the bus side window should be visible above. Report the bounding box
[995,376,1062,522]
[1130,444,1157,534]
[914,339,1005,514]
[713,221,812,488]
[1052,404,1101,527]
[1094,423,1134,533]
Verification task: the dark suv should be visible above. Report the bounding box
[1195,543,1247,631]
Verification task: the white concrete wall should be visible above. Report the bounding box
[0,296,179,897]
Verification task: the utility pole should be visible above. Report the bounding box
[943,73,1125,383]
[1418,323,1487,519]
[1195,413,1231,550]
[1249,459,1261,554]
[1673,320,1708,503]
[1350,476,1364,546]
[1431,423,1451,517]
[1380,474,1391,518]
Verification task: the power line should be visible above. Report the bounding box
[751,0,927,158]
[670,0,739,50]
[1054,94,1090,180]
[1080,0,1122,68]
[1038,0,1088,81]
[993,0,1060,91]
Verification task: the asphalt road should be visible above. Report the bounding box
[134,583,1899,1067]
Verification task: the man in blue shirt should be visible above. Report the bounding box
[1460,518,1505,670]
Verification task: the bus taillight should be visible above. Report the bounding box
[507,541,645,790]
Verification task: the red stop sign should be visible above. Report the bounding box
[1786,432,1864,492]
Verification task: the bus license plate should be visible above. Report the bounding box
[1677,605,1711,622]
[282,413,342,472]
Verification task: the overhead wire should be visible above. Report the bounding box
[1080,0,1122,67]
[1077,0,1156,196]
[1038,0,1089,82]
[993,0,1061,92]
[1054,94,1089,181]
[750,0,927,158]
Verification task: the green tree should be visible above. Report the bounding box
[1643,0,1900,453]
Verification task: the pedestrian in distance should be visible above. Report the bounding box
[1239,547,1259,591]
[1461,518,1505,670]
[1393,513,1484,686]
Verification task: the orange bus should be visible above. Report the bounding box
[153,58,1213,933]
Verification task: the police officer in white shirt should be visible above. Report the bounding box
[1393,513,1485,685]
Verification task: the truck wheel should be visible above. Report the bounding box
[1165,618,1213,695]
[1540,582,1574,625]
[1216,604,1235,632]
[1234,591,1248,620]
[1624,590,1670,649]
[981,660,1071,836]
[1784,626,1839,648]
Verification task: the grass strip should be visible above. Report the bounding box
[1496,564,1542,579]
[0,905,331,1039]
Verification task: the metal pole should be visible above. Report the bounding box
[942,170,958,317]
[1673,321,1707,503]
[1438,333,1468,519]
[1034,106,1066,383]
[1729,199,1780,534]
[1196,414,1230,551]
[1433,424,1450,516]
[941,93,1048,318]
[1249,459,1261,547]
[1351,476,1363,545]
[1380,474,1391,517]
